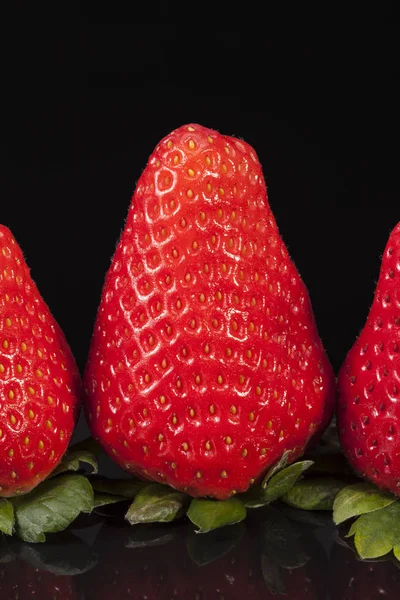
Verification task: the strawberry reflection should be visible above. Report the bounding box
[81,505,327,599]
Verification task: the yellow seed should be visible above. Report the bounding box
[38,440,44,450]
[10,415,16,425]
[256,386,262,396]
[204,263,210,274]
[219,187,225,196]
[46,420,52,429]
[273,390,278,399]
[36,369,43,378]
[249,412,255,421]
[16,363,22,373]
[221,263,227,273]
[0,429,2,438]
[292,379,297,387]
[241,448,248,457]
[143,408,148,417]
[204,344,210,354]
[167,325,173,335]
[160,395,166,405]
[212,318,218,328]
[171,462,177,469]
[206,182,212,192]
[230,405,237,415]
[182,442,189,451]
[188,126,195,132]
[172,415,178,425]
[216,291,222,300]
[28,387,35,395]
[209,404,215,414]
[222,163,227,173]
[161,358,167,369]
[207,135,213,143]
[187,189,194,199]
[221,470,228,478]
[173,154,179,164]
[108,418,113,426]
[8,390,15,400]
[3,340,9,349]
[192,240,198,250]
[177,378,182,389]
[8,449,14,457]
[199,293,205,303]
[246,350,252,358]
[11,471,17,479]
[232,321,238,330]
[189,408,195,418]
[158,434,164,442]
[267,420,273,429]
[239,374,245,384]
[225,436,232,445]
[0,363,4,373]
[196,471,202,479]
[226,348,232,357]
[167,140,173,148]
[143,445,148,454]
[217,375,223,384]
[211,234,216,244]
[260,448,267,456]
[48,396,54,405]
[123,440,129,448]
[188,139,195,150]
[27,462,34,470]
[24,437,29,445]
[5,318,11,327]
[205,441,211,451]
[205,155,211,166]
[279,430,284,438]
[250,478,255,484]
[185,272,191,282]
[188,168,195,177]
[28,410,35,419]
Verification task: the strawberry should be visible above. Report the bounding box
[84,123,335,500]
[337,222,400,495]
[0,225,81,497]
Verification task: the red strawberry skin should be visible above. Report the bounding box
[84,123,335,500]
[338,223,400,496]
[0,226,81,497]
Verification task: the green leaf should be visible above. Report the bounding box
[50,449,98,478]
[125,484,189,526]
[282,476,348,511]
[0,499,14,536]
[239,461,313,508]
[187,498,246,534]
[333,482,397,525]
[11,474,94,543]
[93,492,127,508]
[347,501,400,559]
[263,460,314,504]
[91,477,146,498]
[262,450,292,488]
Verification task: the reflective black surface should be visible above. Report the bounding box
[1,504,399,599]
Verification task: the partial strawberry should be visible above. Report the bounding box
[338,222,400,496]
[84,123,335,500]
[0,225,81,497]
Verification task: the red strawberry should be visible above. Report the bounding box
[84,123,335,500]
[338,223,400,495]
[0,226,81,497]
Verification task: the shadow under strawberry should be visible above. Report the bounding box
[329,538,400,599]
[81,505,326,599]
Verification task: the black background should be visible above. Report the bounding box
[1,6,398,413]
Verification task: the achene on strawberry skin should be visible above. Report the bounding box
[84,123,335,500]
[0,226,81,497]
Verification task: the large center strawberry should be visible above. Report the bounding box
[84,123,335,500]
